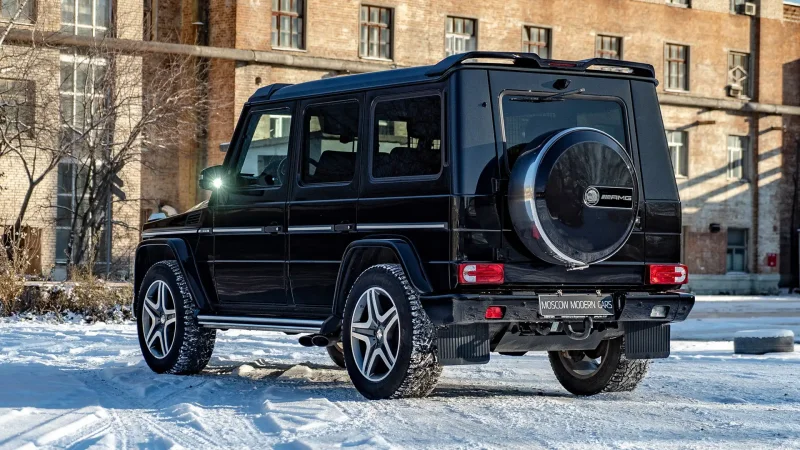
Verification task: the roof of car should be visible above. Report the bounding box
[250,52,657,103]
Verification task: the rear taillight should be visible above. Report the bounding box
[485,306,505,319]
[458,263,505,285]
[648,264,688,285]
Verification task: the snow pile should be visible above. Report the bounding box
[734,329,795,339]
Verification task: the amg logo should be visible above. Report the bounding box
[601,194,632,201]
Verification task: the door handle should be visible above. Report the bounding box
[333,223,354,233]
[264,225,283,234]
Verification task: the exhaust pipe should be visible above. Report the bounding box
[299,334,333,347]
[311,335,330,347]
[298,335,314,347]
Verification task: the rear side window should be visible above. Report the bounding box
[372,95,442,178]
[501,94,626,169]
[302,101,360,184]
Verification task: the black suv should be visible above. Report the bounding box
[135,52,694,400]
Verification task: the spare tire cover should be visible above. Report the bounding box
[508,127,639,268]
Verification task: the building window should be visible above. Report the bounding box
[730,0,745,13]
[0,78,35,137]
[61,0,110,36]
[664,44,689,91]
[143,0,157,40]
[271,0,303,49]
[57,53,109,265]
[360,5,391,59]
[445,17,476,56]
[726,228,748,273]
[595,35,622,60]
[2,0,34,22]
[372,95,442,178]
[523,26,550,58]
[666,0,690,7]
[727,135,749,180]
[60,52,107,139]
[727,51,750,97]
[666,130,688,177]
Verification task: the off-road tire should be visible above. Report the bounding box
[326,343,346,368]
[548,336,649,396]
[342,264,442,399]
[135,260,216,374]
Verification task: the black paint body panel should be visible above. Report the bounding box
[137,62,684,322]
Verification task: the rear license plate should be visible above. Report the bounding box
[539,295,615,318]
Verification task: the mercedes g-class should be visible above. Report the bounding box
[134,51,694,400]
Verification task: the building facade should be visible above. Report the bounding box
[0,0,143,278]
[2,0,800,292]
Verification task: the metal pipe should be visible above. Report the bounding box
[6,28,799,116]
[3,28,395,74]
[659,93,800,116]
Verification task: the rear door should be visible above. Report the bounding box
[288,95,363,309]
[212,103,293,308]
[488,70,645,286]
[358,87,450,281]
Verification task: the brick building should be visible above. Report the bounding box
[2,0,800,292]
[0,0,143,279]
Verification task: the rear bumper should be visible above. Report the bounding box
[421,291,694,326]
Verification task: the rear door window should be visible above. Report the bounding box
[501,94,626,169]
[371,95,442,179]
[301,101,360,184]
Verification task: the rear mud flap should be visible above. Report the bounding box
[436,323,490,365]
[624,322,670,359]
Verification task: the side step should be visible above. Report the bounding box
[196,315,323,333]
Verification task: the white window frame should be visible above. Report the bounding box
[445,16,477,57]
[728,51,750,97]
[665,43,689,91]
[727,135,749,181]
[61,0,110,36]
[595,34,622,60]
[666,130,688,177]
[523,26,550,58]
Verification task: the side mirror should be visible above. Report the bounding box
[199,165,226,191]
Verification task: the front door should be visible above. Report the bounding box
[288,95,362,309]
[212,103,294,308]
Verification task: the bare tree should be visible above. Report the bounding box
[0,36,208,275]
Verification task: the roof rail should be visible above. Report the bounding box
[249,83,293,102]
[425,52,656,79]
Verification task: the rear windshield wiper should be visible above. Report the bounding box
[508,88,586,103]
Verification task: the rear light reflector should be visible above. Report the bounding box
[648,264,688,285]
[458,263,505,285]
[485,306,505,319]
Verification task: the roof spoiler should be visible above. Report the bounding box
[249,83,293,102]
[424,51,656,80]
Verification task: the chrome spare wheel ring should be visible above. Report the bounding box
[141,280,178,359]
[350,286,401,382]
[558,340,610,379]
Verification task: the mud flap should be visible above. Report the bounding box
[624,322,670,359]
[436,323,490,365]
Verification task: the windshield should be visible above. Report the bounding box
[501,94,627,169]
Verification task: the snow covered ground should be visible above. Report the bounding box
[1,296,798,449]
